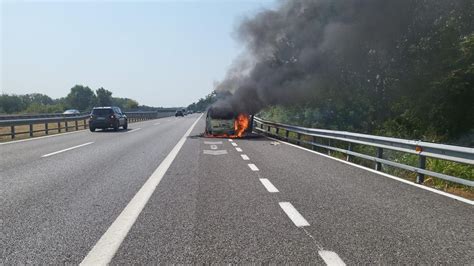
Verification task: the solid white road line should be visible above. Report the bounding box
[41,142,94,158]
[259,178,279,193]
[318,250,346,266]
[279,202,310,227]
[80,114,203,266]
[126,128,142,133]
[235,147,243,152]
[153,122,161,126]
[241,154,250,160]
[0,130,86,146]
[266,136,474,205]
[248,163,259,171]
[231,142,238,147]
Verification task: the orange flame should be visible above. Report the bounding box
[207,113,250,138]
[234,113,250,138]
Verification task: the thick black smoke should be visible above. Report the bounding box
[212,0,442,114]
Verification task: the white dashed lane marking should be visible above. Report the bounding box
[248,164,259,171]
[279,202,310,227]
[259,178,279,193]
[235,148,243,152]
[231,142,238,147]
[204,141,222,145]
[126,128,142,133]
[228,139,233,142]
[41,142,94,158]
[241,154,249,160]
[319,251,346,266]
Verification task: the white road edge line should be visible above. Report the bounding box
[80,114,203,266]
[235,147,243,152]
[241,154,250,160]
[267,136,474,205]
[319,250,346,266]
[41,142,94,158]
[260,178,279,193]
[279,202,310,227]
[248,163,259,171]
[231,142,238,147]
[126,128,142,133]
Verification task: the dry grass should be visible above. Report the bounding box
[0,120,88,142]
[0,118,146,142]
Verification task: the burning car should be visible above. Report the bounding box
[205,107,252,138]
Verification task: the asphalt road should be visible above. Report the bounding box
[1,114,472,264]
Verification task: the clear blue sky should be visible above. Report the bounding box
[1,0,275,107]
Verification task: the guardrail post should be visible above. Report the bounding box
[375,147,383,171]
[312,136,317,150]
[84,119,87,129]
[11,125,15,139]
[416,155,426,184]
[327,139,332,156]
[285,130,289,140]
[296,133,301,145]
[57,122,61,133]
[346,143,353,161]
[65,121,69,132]
[275,127,280,138]
[29,124,33,137]
[267,125,271,134]
[75,120,78,130]
[45,123,49,135]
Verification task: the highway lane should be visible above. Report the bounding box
[1,114,473,264]
[232,136,474,264]
[0,116,180,171]
[0,115,195,263]
[111,120,323,264]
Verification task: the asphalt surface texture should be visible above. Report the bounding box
[1,114,473,264]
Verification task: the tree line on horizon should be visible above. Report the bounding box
[0,85,144,114]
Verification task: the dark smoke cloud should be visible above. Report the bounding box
[213,0,420,114]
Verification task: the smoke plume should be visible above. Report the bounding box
[213,0,455,114]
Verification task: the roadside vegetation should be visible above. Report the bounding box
[0,85,143,114]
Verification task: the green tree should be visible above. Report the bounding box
[66,85,96,111]
[96,87,113,106]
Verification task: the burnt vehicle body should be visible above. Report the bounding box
[205,107,253,137]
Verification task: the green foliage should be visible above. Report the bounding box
[66,85,97,112]
[96,88,113,106]
[187,91,217,112]
[111,97,139,111]
[0,86,142,114]
[261,10,474,147]
[0,94,28,113]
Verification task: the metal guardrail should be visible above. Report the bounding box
[0,111,175,140]
[253,117,474,187]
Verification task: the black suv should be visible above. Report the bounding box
[89,107,128,132]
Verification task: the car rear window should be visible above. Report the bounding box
[92,109,113,115]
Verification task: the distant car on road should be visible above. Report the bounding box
[89,107,128,132]
[63,109,80,115]
[175,110,184,117]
